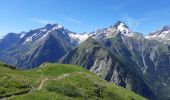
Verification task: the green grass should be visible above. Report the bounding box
[0,62,147,100]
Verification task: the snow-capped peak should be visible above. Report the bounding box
[114,21,130,33]
[80,21,142,40]
[45,24,63,29]
[117,23,129,33]
[68,33,90,43]
[149,26,170,36]
[15,21,145,45]
[52,24,64,30]
[146,25,170,41]
[23,23,65,43]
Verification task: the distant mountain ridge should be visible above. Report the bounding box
[0,23,76,68]
[146,25,170,44]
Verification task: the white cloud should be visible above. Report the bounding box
[65,17,83,24]
[121,16,152,31]
[31,18,55,24]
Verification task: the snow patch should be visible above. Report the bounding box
[58,24,63,28]
[20,33,26,38]
[25,37,32,42]
[39,30,52,40]
[146,30,170,41]
[123,32,134,37]
[52,24,63,30]
[69,33,89,43]
[117,23,129,33]
[116,23,136,37]
[23,24,65,43]
[162,30,169,34]
[41,29,47,32]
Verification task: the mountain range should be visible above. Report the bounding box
[1,21,170,100]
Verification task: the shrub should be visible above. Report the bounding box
[47,82,81,97]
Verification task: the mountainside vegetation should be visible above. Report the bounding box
[60,38,156,100]
[0,62,146,100]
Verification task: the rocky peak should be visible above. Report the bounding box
[114,21,129,29]
[44,23,64,30]
[112,21,130,33]
[146,25,170,43]
[89,21,144,40]
[149,25,170,36]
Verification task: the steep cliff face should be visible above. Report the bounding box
[60,38,156,100]
[100,34,170,100]
[59,22,170,100]
[60,38,117,79]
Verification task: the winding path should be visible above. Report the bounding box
[37,73,71,90]
[0,73,74,100]
[37,77,48,91]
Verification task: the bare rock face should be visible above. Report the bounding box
[59,22,170,100]
[146,25,170,44]
[59,38,156,100]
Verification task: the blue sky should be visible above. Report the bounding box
[0,0,170,36]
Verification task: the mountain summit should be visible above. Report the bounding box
[44,23,63,30]
[146,25,170,43]
[114,21,129,33]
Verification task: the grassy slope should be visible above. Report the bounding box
[0,62,146,100]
